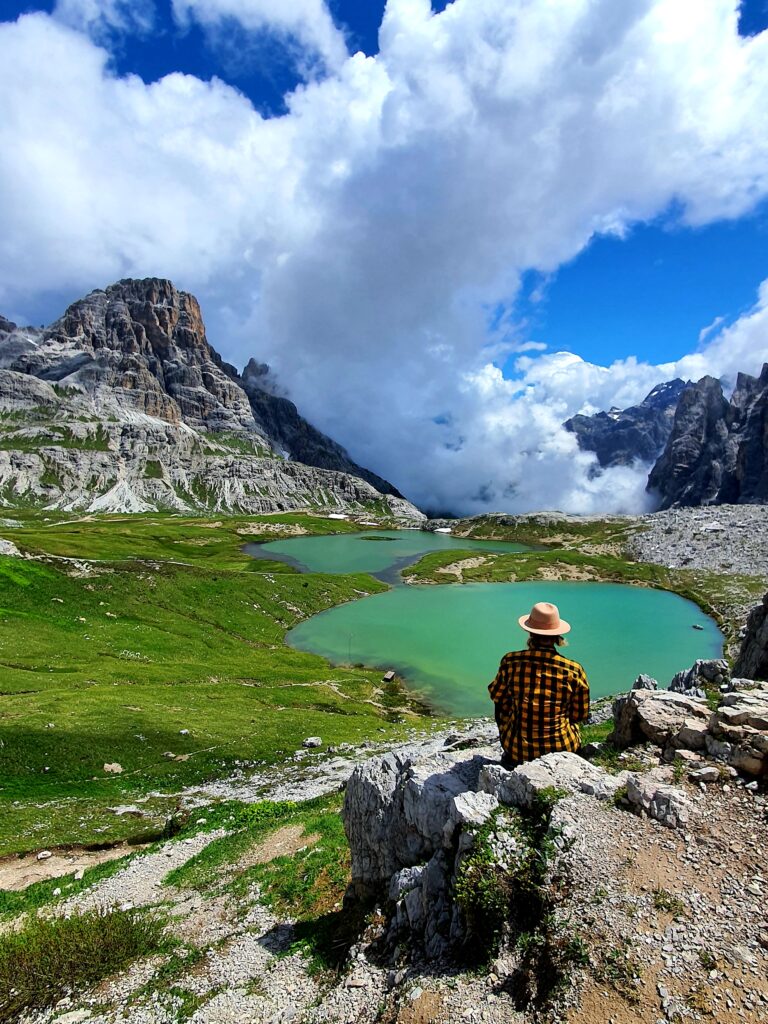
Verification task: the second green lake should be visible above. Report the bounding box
[287,581,722,716]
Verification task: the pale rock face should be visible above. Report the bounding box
[0,537,21,557]
[478,750,615,807]
[610,665,768,777]
[610,689,710,749]
[0,278,423,518]
[625,775,692,829]
[734,592,768,681]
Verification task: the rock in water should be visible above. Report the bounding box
[0,278,423,519]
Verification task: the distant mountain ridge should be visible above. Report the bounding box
[0,278,419,517]
[564,379,689,469]
[565,365,768,509]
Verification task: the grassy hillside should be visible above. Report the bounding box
[0,513,429,857]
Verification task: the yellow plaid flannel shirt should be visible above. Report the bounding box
[488,647,590,762]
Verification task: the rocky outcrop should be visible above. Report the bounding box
[610,675,768,777]
[564,379,688,468]
[647,364,768,509]
[342,734,693,961]
[734,591,768,681]
[0,279,420,517]
[610,688,711,750]
[240,359,400,496]
[669,657,730,699]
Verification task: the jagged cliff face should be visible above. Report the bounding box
[647,364,768,509]
[564,379,688,468]
[0,279,419,518]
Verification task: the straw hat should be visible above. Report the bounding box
[518,601,571,635]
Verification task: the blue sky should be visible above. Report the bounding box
[2,1,768,514]
[515,202,768,368]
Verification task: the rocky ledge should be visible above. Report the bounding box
[337,650,768,1020]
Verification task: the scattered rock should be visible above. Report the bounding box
[625,775,692,828]
[103,762,123,774]
[633,673,658,690]
[303,736,322,748]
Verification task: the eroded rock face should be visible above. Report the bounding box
[625,775,692,829]
[734,592,768,681]
[647,364,768,509]
[669,659,729,699]
[0,279,420,517]
[341,736,690,960]
[610,689,710,749]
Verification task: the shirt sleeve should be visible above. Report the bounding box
[569,666,590,724]
[488,658,508,704]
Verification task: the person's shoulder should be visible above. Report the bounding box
[553,651,587,675]
[500,649,528,664]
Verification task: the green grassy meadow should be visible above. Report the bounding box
[0,510,757,862]
[0,513,432,857]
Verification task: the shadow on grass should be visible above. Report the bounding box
[258,899,376,975]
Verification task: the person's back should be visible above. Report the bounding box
[489,602,589,767]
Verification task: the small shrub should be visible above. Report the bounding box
[0,908,164,1022]
[593,943,642,1003]
[652,888,685,915]
[612,783,629,807]
[698,949,717,970]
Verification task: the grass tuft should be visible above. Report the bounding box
[0,907,165,1022]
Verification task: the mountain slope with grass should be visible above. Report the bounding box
[0,279,420,519]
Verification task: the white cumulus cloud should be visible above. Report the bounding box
[54,0,155,40]
[172,0,349,73]
[0,0,767,514]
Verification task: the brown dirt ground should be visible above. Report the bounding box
[394,989,446,1024]
[234,825,320,872]
[0,844,142,891]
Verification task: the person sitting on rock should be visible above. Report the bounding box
[489,601,590,769]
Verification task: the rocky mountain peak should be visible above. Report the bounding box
[0,278,412,515]
[564,378,688,468]
[647,364,768,508]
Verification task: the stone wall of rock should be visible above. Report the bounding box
[734,592,768,682]
[564,379,687,468]
[342,657,768,964]
[342,731,692,961]
[647,363,768,508]
[609,676,768,777]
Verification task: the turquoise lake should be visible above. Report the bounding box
[248,532,723,716]
[246,529,530,580]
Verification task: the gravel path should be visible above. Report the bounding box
[60,829,229,915]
